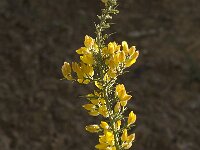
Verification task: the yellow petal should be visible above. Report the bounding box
[80,53,94,65]
[121,94,132,101]
[82,104,95,111]
[114,102,121,112]
[128,111,136,126]
[122,41,129,54]
[129,46,136,56]
[84,35,94,48]
[76,47,88,54]
[108,42,115,54]
[120,101,127,107]
[89,110,99,116]
[100,121,109,130]
[95,143,108,149]
[85,125,100,133]
[125,51,139,67]
[127,133,135,143]
[61,62,73,80]
[119,51,126,62]
[121,129,128,142]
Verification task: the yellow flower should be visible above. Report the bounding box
[72,62,84,79]
[115,84,132,101]
[95,143,108,149]
[99,131,115,146]
[128,111,136,126]
[121,129,135,149]
[80,53,94,65]
[128,46,136,56]
[84,35,94,48]
[76,47,88,55]
[89,110,99,116]
[81,62,94,77]
[85,125,100,133]
[127,133,135,143]
[108,42,115,54]
[125,51,139,67]
[120,101,127,107]
[99,104,109,117]
[122,41,129,54]
[118,51,126,62]
[121,129,128,142]
[61,62,73,80]
[100,121,109,130]
[82,104,95,111]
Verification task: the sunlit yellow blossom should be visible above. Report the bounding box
[121,129,135,149]
[122,133,135,149]
[99,104,109,117]
[76,47,88,55]
[108,42,115,54]
[122,41,129,54]
[84,35,94,48]
[89,110,99,116]
[128,111,136,126]
[108,59,116,69]
[81,62,94,77]
[120,100,127,107]
[129,46,136,56]
[121,129,128,142]
[80,53,94,65]
[125,51,139,67]
[99,131,115,146]
[86,125,100,133]
[62,62,73,80]
[118,51,126,62]
[100,121,109,130]
[115,84,132,101]
[72,62,84,79]
[82,104,95,111]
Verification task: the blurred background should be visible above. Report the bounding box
[0,0,200,150]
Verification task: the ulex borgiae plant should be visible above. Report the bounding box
[61,0,139,149]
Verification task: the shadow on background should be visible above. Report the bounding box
[0,0,200,150]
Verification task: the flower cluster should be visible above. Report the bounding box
[61,0,139,149]
[62,35,139,85]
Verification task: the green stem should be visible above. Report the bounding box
[103,86,120,150]
[95,0,120,149]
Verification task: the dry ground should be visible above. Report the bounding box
[0,0,200,150]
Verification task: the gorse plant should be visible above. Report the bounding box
[61,0,139,149]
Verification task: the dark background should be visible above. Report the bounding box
[0,0,200,150]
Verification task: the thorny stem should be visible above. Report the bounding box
[95,1,121,149]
